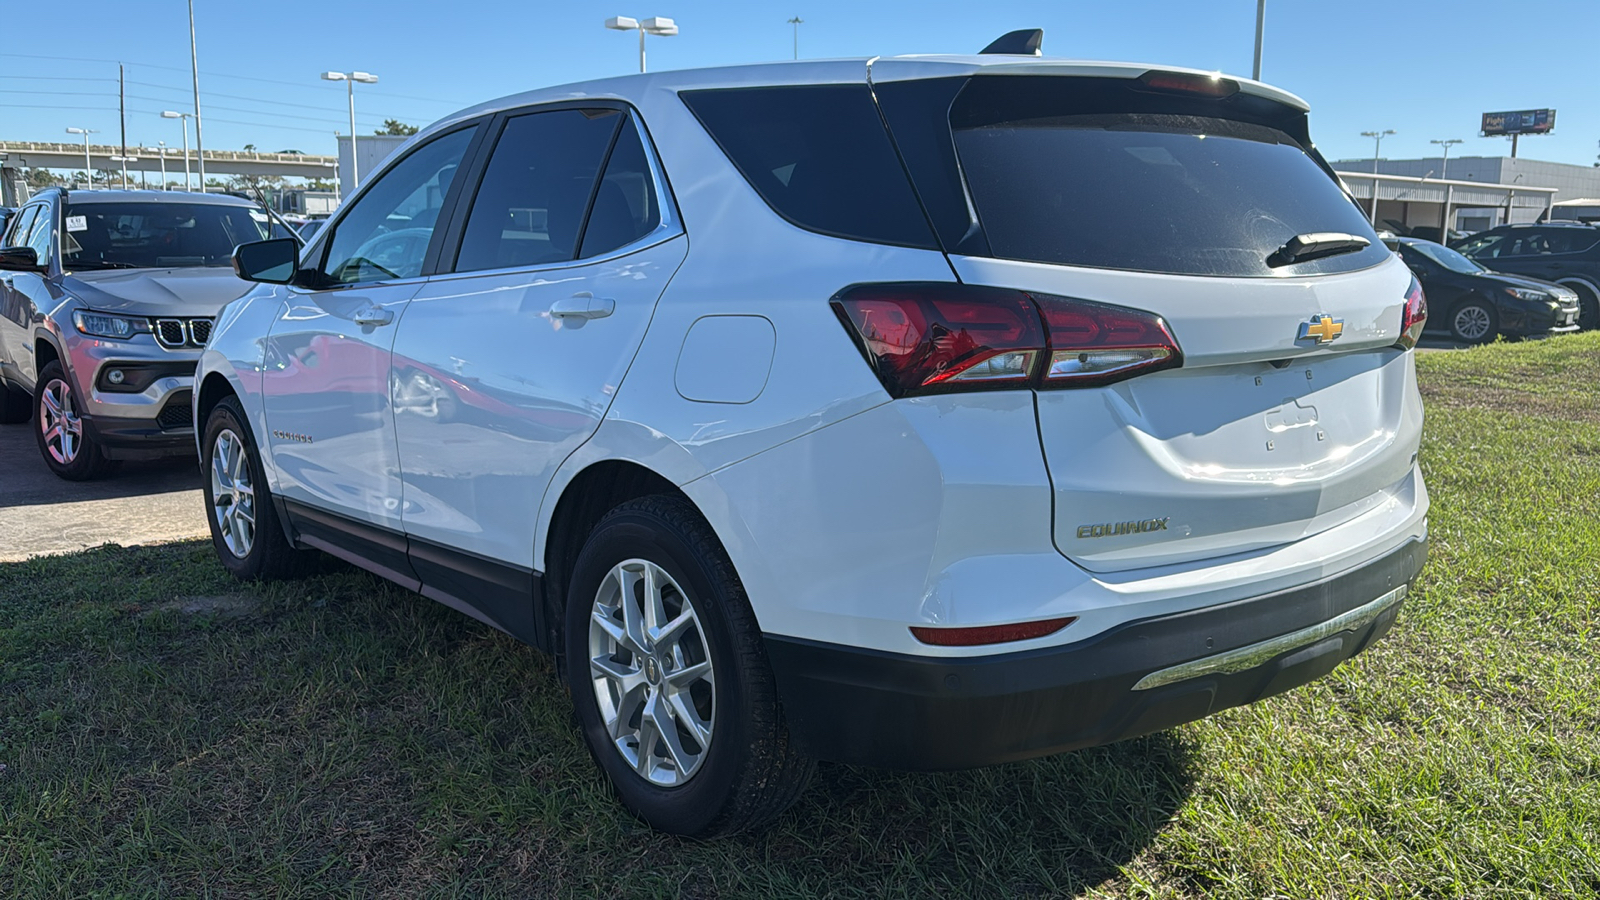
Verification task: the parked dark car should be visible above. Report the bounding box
[1394,237,1580,343]
[1453,222,1600,328]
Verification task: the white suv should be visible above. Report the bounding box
[198,51,1429,837]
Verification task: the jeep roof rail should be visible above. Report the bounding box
[979,29,1043,56]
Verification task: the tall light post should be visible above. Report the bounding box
[788,16,803,60]
[65,127,98,189]
[161,111,194,190]
[1431,138,1463,180]
[156,141,168,189]
[188,0,206,190]
[321,71,379,191]
[1252,0,1265,80]
[1360,129,1396,224]
[605,16,678,73]
[110,153,138,190]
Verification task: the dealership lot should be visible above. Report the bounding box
[0,423,204,562]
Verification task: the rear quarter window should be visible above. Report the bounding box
[679,84,937,250]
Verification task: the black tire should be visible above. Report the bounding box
[201,395,310,581]
[0,382,30,425]
[1566,282,1600,331]
[564,495,814,838]
[1448,297,1498,344]
[33,360,117,481]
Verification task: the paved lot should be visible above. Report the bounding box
[0,421,207,562]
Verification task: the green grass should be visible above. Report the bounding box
[4,336,1600,897]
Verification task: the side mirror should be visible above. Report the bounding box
[232,238,300,285]
[0,247,46,273]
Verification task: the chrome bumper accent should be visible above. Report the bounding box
[1131,583,1407,691]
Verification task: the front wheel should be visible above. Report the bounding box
[33,360,116,480]
[1449,298,1498,344]
[202,395,309,581]
[565,496,814,838]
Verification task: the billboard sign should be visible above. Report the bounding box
[1481,109,1556,136]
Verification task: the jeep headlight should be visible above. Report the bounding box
[72,310,152,339]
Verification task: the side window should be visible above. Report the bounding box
[454,109,621,273]
[1455,233,1502,258]
[319,127,476,286]
[4,206,37,249]
[580,117,662,259]
[1543,230,1594,254]
[24,206,53,262]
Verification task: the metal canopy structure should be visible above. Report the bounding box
[1337,171,1558,231]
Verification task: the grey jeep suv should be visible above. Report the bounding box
[0,188,288,479]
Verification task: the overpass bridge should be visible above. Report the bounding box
[0,141,336,180]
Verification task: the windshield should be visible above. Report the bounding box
[62,202,272,270]
[1404,241,1484,274]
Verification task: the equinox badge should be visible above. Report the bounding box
[1298,314,1345,344]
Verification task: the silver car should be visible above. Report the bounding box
[0,188,283,479]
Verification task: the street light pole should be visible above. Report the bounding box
[788,16,803,60]
[321,71,379,191]
[605,16,679,73]
[188,0,206,190]
[1360,129,1395,224]
[66,127,98,188]
[1431,138,1463,180]
[1252,0,1265,80]
[157,141,167,189]
[162,111,193,191]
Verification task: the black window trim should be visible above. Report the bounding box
[431,98,685,281]
[296,117,493,292]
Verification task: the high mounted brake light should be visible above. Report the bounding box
[1137,70,1240,99]
[831,283,1183,398]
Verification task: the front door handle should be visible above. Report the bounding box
[550,292,615,320]
[353,304,393,326]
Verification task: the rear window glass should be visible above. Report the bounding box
[680,84,937,250]
[948,80,1386,277]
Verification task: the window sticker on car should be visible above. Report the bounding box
[66,216,87,232]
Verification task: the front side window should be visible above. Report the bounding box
[320,127,476,285]
[1455,232,1505,258]
[62,202,271,270]
[24,205,54,263]
[454,109,621,273]
[5,206,38,249]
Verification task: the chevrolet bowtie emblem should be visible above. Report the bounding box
[1298,314,1344,344]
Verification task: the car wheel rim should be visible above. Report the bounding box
[588,558,716,787]
[210,428,256,559]
[39,378,82,465]
[1455,306,1492,340]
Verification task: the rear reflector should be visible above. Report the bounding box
[832,283,1182,397]
[1397,275,1427,349]
[910,617,1077,646]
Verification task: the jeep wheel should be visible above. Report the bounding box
[34,361,116,480]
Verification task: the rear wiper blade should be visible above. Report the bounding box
[1267,232,1371,268]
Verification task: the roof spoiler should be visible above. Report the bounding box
[979,29,1043,56]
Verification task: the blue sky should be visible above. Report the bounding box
[4,0,1596,168]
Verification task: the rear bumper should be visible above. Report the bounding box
[765,536,1425,770]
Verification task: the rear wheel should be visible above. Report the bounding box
[565,495,814,838]
[202,395,309,581]
[1449,298,1498,344]
[33,361,117,480]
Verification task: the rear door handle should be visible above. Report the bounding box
[353,304,393,326]
[550,292,615,320]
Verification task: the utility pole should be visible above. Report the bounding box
[1252,0,1265,80]
[788,17,803,60]
[189,0,206,191]
[1360,129,1395,224]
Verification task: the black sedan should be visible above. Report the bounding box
[1393,237,1581,343]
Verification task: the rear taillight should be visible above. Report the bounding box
[910,616,1076,647]
[831,283,1182,398]
[1397,275,1427,349]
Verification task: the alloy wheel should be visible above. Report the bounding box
[1454,305,1492,341]
[39,378,82,465]
[210,428,256,558]
[588,559,716,787]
